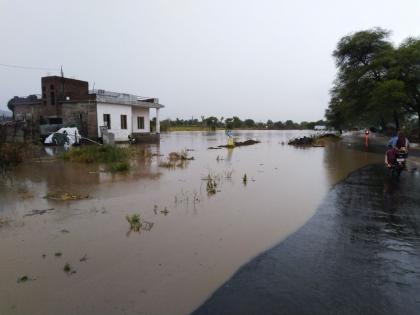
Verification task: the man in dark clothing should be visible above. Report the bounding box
[385,144,397,168]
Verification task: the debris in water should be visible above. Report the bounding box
[161,207,169,215]
[0,217,10,226]
[17,275,35,283]
[153,205,158,215]
[288,133,340,146]
[44,192,89,201]
[218,139,260,148]
[18,191,34,199]
[60,229,70,234]
[55,252,62,257]
[23,208,55,217]
[79,254,89,262]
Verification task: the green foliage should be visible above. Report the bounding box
[109,162,130,172]
[327,28,420,138]
[61,145,131,172]
[206,178,217,195]
[205,116,218,131]
[126,214,142,232]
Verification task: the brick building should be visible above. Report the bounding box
[8,76,163,141]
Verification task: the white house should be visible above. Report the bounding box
[93,90,163,142]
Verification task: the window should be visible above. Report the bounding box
[42,86,46,92]
[137,116,145,129]
[50,91,55,105]
[50,84,54,90]
[120,115,127,129]
[103,114,111,129]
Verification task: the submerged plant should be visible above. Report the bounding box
[109,161,130,172]
[63,262,71,273]
[17,275,28,283]
[60,145,131,172]
[206,178,217,195]
[126,214,142,232]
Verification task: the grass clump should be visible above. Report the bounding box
[63,262,76,275]
[109,161,130,172]
[126,214,142,232]
[61,145,131,172]
[0,143,25,170]
[159,150,194,169]
[63,262,71,273]
[206,178,217,195]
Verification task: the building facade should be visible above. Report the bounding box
[8,76,163,142]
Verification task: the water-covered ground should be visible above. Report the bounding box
[0,131,390,314]
[193,164,420,315]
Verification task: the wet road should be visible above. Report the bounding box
[193,164,420,315]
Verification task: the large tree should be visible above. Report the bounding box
[394,38,420,138]
[327,28,402,129]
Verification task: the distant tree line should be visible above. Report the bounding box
[326,28,420,139]
[159,116,326,131]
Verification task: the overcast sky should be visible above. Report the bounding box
[1,0,420,122]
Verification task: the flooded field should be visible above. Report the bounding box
[0,131,384,315]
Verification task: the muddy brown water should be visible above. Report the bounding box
[0,131,384,315]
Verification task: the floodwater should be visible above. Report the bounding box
[193,164,420,315]
[0,131,383,315]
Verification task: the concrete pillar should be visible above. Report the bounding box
[156,108,160,133]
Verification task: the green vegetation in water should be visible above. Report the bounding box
[0,143,25,170]
[243,174,248,185]
[126,214,142,232]
[54,252,62,257]
[17,275,28,283]
[60,145,131,172]
[159,150,194,168]
[63,262,75,274]
[206,178,217,195]
[109,161,130,172]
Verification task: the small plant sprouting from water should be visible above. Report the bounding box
[243,174,247,185]
[206,178,217,195]
[63,262,76,275]
[159,150,194,169]
[126,214,142,232]
[54,252,62,257]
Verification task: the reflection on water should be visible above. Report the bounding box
[0,131,384,315]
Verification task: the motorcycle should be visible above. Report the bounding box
[391,149,408,177]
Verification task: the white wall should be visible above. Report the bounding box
[96,103,132,141]
[132,107,150,133]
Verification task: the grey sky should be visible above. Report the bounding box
[1,0,420,122]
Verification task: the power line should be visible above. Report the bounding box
[0,63,60,72]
